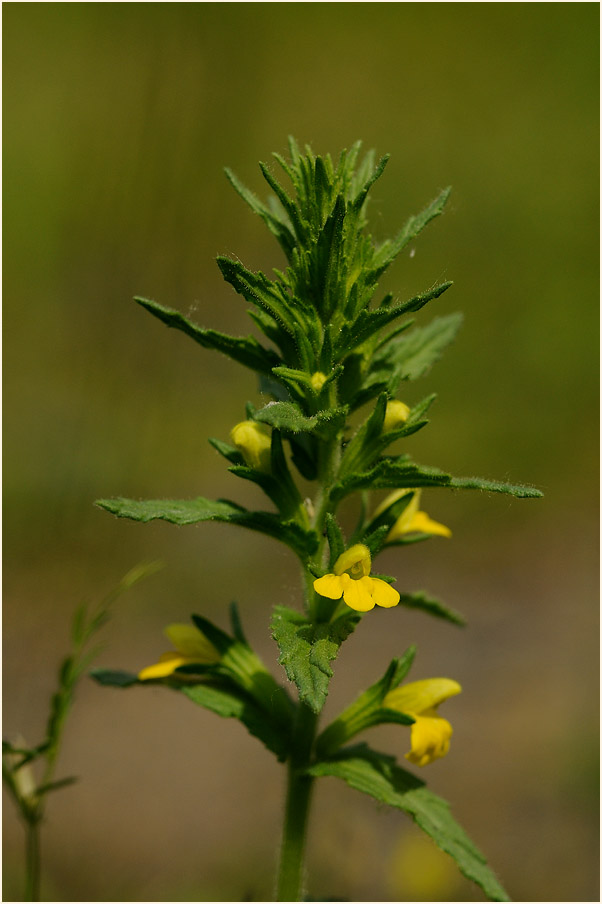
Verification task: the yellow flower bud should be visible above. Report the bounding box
[310,371,327,392]
[383,400,411,433]
[230,420,272,473]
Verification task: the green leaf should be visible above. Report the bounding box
[368,186,452,282]
[370,313,464,394]
[134,297,280,375]
[396,592,466,626]
[183,682,291,761]
[253,400,347,438]
[89,669,139,687]
[224,167,296,259]
[449,476,543,498]
[309,746,510,902]
[270,607,360,713]
[95,496,319,560]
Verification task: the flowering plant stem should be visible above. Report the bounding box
[276,705,318,901]
[94,139,542,902]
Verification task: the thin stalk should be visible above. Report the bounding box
[276,703,318,901]
[24,819,41,902]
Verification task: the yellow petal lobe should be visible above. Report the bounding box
[405,715,453,766]
[371,578,400,608]
[313,573,345,600]
[384,678,461,715]
[341,574,375,611]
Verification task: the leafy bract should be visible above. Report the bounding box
[309,746,510,902]
[270,606,360,713]
[134,297,280,375]
[95,496,319,560]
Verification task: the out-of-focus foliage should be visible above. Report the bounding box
[3,4,598,902]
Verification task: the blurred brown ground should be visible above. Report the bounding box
[3,4,599,901]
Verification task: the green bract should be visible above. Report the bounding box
[95,139,542,901]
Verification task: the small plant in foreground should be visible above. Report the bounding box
[3,563,160,901]
[94,139,542,901]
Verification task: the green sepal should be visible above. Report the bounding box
[190,613,295,729]
[208,437,244,466]
[396,592,466,626]
[134,297,280,375]
[95,496,319,560]
[316,647,416,757]
[308,745,510,902]
[325,513,345,569]
[90,669,139,687]
[270,606,361,713]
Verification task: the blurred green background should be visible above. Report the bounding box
[3,3,598,901]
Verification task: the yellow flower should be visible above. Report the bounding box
[313,544,400,612]
[230,420,272,472]
[310,371,327,392]
[377,488,452,540]
[138,623,221,681]
[382,400,411,433]
[384,677,461,766]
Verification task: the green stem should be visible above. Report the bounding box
[276,704,318,901]
[25,819,41,902]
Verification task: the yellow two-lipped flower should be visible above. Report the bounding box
[138,623,221,681]
[384,677,461,766]
[313,544,400,612]
[376,488,452,542]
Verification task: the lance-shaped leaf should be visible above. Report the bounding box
[134,297,280,375]
[308,745,510,902]
[336,282,453,358]
[367,186,452,283]
[95,496,319,560]
[396,591,466,626]
[316,647,417,757]
[370,312,464,394]
[332,457,543,502]
[224,167,296,259]
[270,606,360,713]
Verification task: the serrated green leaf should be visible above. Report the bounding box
[370,313,463,394]
[134,296,280,375]
[449,476,543,497]
[183,683,291,761]
[308,746,510,902]
[396,592,466,626]
[95,496,319,560]
[270,607,360,713]
[368,186,452,282]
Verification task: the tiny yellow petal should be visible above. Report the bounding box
[138,651,191,681]
[383,400,411,433]
[405,715,453,766]
[370,578,400,608]
[341,574,375,612]
[310,371,327,392]
[385,678,461,715]
[333,544,371,577]
[408,511,452,538]
[230,420,272,472]
[313,573,345,600]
